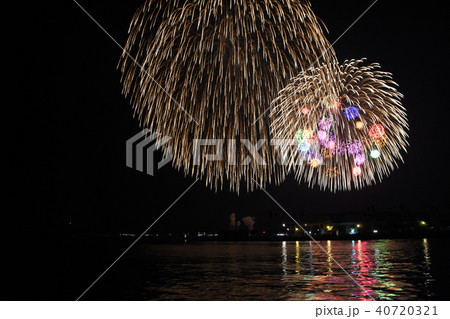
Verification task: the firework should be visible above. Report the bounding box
[119,0,337,192]
[370,149,381,159]
[270,59,409,191]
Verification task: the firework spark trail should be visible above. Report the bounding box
[270,59,409,191]
[119,0,338,192]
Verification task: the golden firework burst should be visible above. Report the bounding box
[119,0,337,191]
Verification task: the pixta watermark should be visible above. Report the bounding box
[126,130,301,176]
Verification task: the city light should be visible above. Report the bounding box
[373,230,378,234]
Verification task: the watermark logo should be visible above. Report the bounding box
[126,129,172,175]
[127,130,306,176]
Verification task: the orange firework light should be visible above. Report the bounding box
[310,158,322,168]
[369,124,386,139]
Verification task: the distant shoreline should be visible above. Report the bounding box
[65,231,450,245]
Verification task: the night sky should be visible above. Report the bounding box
[27,0,450,237]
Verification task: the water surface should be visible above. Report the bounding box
[90,238,449,300]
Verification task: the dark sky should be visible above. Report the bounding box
[27,1,450,235]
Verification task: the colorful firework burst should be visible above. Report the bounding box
[270,59,409,191]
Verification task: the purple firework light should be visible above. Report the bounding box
[317,130,327,141]
[318,131,336,147]
[347,140,364,155]
[355,153,366,165]
[319,118,333,130]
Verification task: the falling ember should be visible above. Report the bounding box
[352,166,362,177]
[321,148,333,159]
[310,158,322,168]
[270,59,409,191]
[326,167,339,178]
[119,0,338,192]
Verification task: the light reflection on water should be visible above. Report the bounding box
[130,239,439,300]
